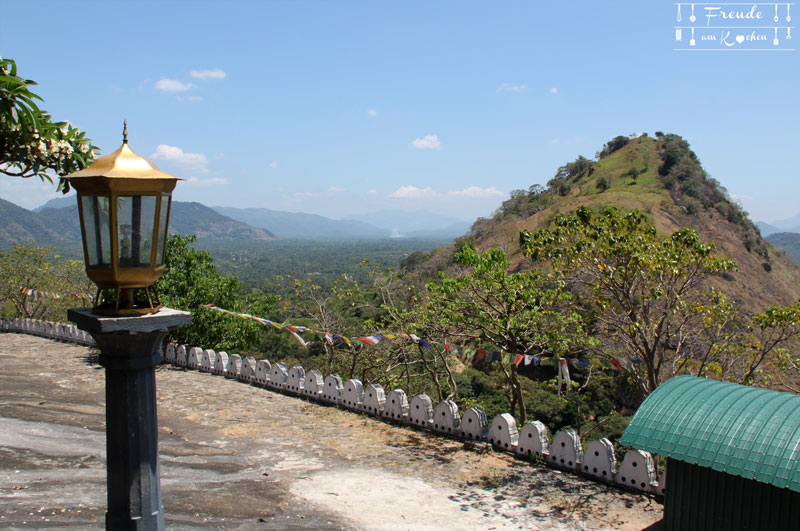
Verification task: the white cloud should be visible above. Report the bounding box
[269,161,278,168]
[550,87,559,94]
[294,191,322,198]
[389,185,436,199]
[150,144,208,171]
[497,82,527,93]
[447,186,504,198]
[187,95,204,102]
[183,176,229,187]
[367,109,377,118]
[388,185,504,200]
[328,186,346,193]
[190,68,226,80]
[366,189,378,196]
[155,78,193,93]
[412,134,443,150]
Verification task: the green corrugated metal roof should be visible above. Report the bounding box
[621,375,800,492]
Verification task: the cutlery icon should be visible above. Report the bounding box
[677,3,682,22]
[690,4,696,22]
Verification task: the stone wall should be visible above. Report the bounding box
[1,318,666,497]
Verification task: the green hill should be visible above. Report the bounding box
[420,133,800,311]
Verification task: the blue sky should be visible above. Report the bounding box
[2,1,798,223]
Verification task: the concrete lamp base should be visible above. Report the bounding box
[68,307,191,531]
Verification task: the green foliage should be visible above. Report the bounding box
[452,368,511,423]
[0,57,98,185]
[553,156,594,182]
[596,176,610,192]
[520,206,737,399]
[0,243,92,320]
[425,245,597,421]
[580,412,631,455]
[400,250,434,272]
[154,234,264,351]
[657,134,755,240]
[522,381,575,432]
[204,239,444,293]
[596,135,630,159]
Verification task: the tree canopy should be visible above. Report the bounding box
[154,234,265,352]
[0,243,93,320]
[425,245,596,422]
[520,206,742,397]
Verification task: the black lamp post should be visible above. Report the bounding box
[65,124,191,530]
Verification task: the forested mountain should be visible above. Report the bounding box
[0,197,276,249]
[0,197,66,244]
[756,221,783,237]
[212,206,390,239]
[416,133,800,311]
[345,209,472,237]
[211,206,472,240]
[767,233,800,265]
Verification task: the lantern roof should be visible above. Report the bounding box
[64,122,181,182]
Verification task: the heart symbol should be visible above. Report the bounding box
[736,35,745,44]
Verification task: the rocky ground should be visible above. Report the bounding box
[0,333,663,530]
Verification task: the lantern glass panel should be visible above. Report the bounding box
[117,195,157,268]
[81,195,112,267]
[156,193,171,266]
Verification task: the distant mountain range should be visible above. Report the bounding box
[1,196,276,249]
[756,212,800,237]
[2,195,470,248]
[766,233,800,265]
[344,209,472,238]
[212,206,390,239]
[212,206,471,240]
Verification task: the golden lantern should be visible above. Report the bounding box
[63,122,181,315]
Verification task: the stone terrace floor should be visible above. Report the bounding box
[0,333,663,530]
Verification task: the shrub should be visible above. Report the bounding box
[597,136,630,159]
[597,176,610,192]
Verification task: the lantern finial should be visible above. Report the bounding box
[122,120,128,144]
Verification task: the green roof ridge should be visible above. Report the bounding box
[621,375,800,492]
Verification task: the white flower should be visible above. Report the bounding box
[79,143,90,154]
[57,140,73,156]
[36,140,48,157]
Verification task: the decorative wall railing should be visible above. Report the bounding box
[1,317,665,497]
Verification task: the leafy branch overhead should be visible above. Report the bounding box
[0,57,98,186]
